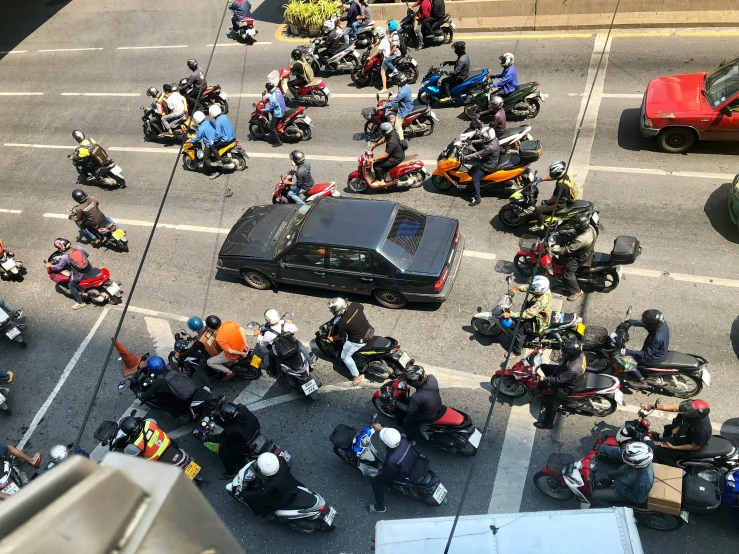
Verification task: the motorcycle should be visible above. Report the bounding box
[69,153,126,189]
[181,137,248,172]
[249,99,313,143]
[46,250,123,306]
[272,178,339,204]
[302,38,361,75]
[372,378,481,456]
[141,103,191,142]
[436,121,533,163]
[431,139,541,195]
[43,443,90,472]
[169,330,263,382]
[464,82,544,120]
[330,415,449,506]
[362,91,437,141]
[315,317,414,380]
[350,49,419,88]
[491,348,624,417]
[328,11,375,49]
[0,306,26,349]
[347,144,428,193]
[193,415,291,463]
[0,454,30,496]
[270,68,330,107]
[69,207,128,252]
[179,79,229,114]
[226,460,337,532]
[513,234,642,293]
[416,64,489,106]
[234,15,257,44]
[0,247,24,281]
[399,5,454,48]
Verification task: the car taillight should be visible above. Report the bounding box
[434,266,449,292]
[454,225,460,246]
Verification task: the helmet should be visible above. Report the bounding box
[257,452,280,476]
[562,339,583,360]
[529,275,550,295]
[187,316,204,332]
[548,161,567,179]
[49,444,70,464]
[404,365,427,387]
[291,48,303,60]
[208,104,222,118]
[72,189,88,203]
[396,72,408,87]
[163,83,174,93]
[119,416,143,439]
[217,402,239,422]
[192,111,206,125]
[264,309,280,325]
[54,237,72,252]
[146,87,159,98]
[265,81,275,92]
[388,20,399,32]
[500,53,514,67]
[679,399,710,420]
[205,315,222,330]
[452,41,466,55]
[621,442,653,468]
[640,309,664,332]
[501,317,513,328]
[147,356,166,374]
[72,130,85,143]
[481,128,496,142]
[571,212,591,232]
[379,122,394,136]
[328,297,348,316]
[379,427,401,449]
[489,95,504,111]
[187,58,198,71]
[178,78,188,88]
[323,20,334,34]
[290,150,306,165]
[616,421,640,444]
[374,27,386,39]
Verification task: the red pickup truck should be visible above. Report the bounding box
[640,58,739,153]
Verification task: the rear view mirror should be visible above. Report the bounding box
[247,321,260,329]
[388,91,394,98]
[626,306,632,316]
[376,93,380,102]
[284,312,295,319]
[118,381,126,389]
[720,106,733,117]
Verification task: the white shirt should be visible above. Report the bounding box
[257,320,298,347]
[165,91,186,115]
[378,37,391,57]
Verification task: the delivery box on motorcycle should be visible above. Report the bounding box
[681,468,722,514]
[519,140,541,164]
[647,463,683,515]
[610,236,640,263]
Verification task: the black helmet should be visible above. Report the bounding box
[205,315,222,330]
[571,212,591,232]
[396,72,407,86]
[452,41,466,55]
[54,237,72,252]
[679,399,710,420]
[290,150,305,165]
[562,339,583,360]
[178,78,189,88]
[187,58,198,71]
[265,82,275,92]
[291,48,303,60]
[72,189,88,204]
[119,416,143,439]
[163,83,174,93]
[640,309,664,332]
[146,87,159,98]
[217,402,239,422]
[404,365,427,387]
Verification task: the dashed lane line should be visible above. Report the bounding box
[0,208,22,214]
[0,92,43,96]
[117,45,188,50]
[568,92,643,99]
[589,165,735,181]
[206,42,272,47]
[38,47,104,52]
[61,92,141,97]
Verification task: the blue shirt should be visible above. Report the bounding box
[214,115,236,143]
[191,120,217,146]
[597,445,654,504]
[261,91,285,118]
[492,65,519,94]
[386,84,414,118]
[230,0,251,18]
[382,435,416,477]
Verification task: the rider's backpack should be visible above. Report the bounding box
[269,324,300,359]
[395,31,408,57]
[298,59,314,83]
[164,370,197,401]
[68,247,90,273]
[89,143,109,166]
[431,0,445,20]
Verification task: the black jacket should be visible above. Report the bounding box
[552,225,596,266]
[407,375,442,419]
[451,53,470,80]
[383,435,416,477]
[336,302,373,343]
[542,353,586,393]
[341,1,361,24]
[465,137,500,173]
[208,406,260,452]
[321,30,344,56]
[625,320,669,366]
[243,457,302,513]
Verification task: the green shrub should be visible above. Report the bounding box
[283,0,343,29]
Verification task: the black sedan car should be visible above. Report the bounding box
[217,197,465,309]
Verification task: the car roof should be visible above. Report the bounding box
[299,197,398,250]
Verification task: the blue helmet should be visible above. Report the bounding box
[388,20,398,32]
[187,316,204,333]
[501,318,514,328]
[147,356,166,374]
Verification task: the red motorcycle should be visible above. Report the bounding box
[347,146,427,193]
[350,49,419,88]
[491,349,623,417]
[272,179,339,204]
[46,251,123,306]
[372,377,482,456]
[271,67,330,107]
[178,79,229,114]
[513,234,641,293]
[362,92,437,140]
[249,99,312,143]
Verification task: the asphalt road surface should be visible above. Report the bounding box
[1,1,738,552]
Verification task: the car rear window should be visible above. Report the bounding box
[380,207,426,270]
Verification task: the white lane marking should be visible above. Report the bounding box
[568,92,642,98]
[206,42,273,47]
[464,251,496,260]
[109,146,176,154]
[622,267,739,288]
[619,404,738,435]
[589,165,735,181]
[43,212,231,233]
[38,47,104,52]
[124,305,188,322]
[4,142,67,149]
[0,51,26,54]
[0,92,44,96]
[622,267,662,278]
[570,35,611,194]
[233,378,276,405]
[17,309,109,451]
[117,45,188,50]
[61,92,141,97]
[0,208,22,214]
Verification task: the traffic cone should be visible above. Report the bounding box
[112,338,143,377]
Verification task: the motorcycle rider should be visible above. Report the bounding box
[189,111,219,176]
[229,0,251,31]
[136,355,197,419]
[501,275,552,356]
[591,442,654,506]
[280,150,314,205]
[550,212,596,301]
[327,297,374,385]
[174,316,221,385]
[0,444,41,469]
[491,53,519,97]
[369,122,404,184]
[341,0,363,44]
[262,82,286,147]
[45,238,90,310]
[535,339,586,430]
[623,309,669,387]
[70,130,112,182]
[254,308,315,374]
[383,73,413,141]
[206,316,248,381]
[198,402,260,480]
[533,161,580,230]
[117,415,175,462]
[208,104,236,169]
[318,19,344,59]
[0,237,15,260]
[0,297,22,320]
[412,0,432,49]
[477,95,507,138]
[368,425,416,513]
[286,49,312,98]
[160,83,187,137]
[378,22,401,94]
[639,399,712,465]
[71,189,111,245]
[180,59,207,112]
[439,41,470,102]
[396,366,443,443]
[242,452,302,522]
[145,86,167,129]
[460,127,499,207]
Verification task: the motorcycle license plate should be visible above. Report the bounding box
[250,354,262,368]
[323,506,337,526]
[614,389,625,406]
[1,260,15,271]
[701,368,711,387]
[399,352,411,367]
[110,165,123,176]
[302,379,319,395]
[280,450,292,463]
[591,212,599,224]
[680,510,689,523]
[112,229,125,240]
[220,92,229,100]
[432,483,447,504]
[6,327,20,339]
[324,87,331,95]
[430,111,438,120]
[410,59,417,67]
[303,116,312,125]
[0,393,6,404]
[184,461,201,480]
[106,283,120,296]
[468,429,482,448]
[576,322,586,336]
[3,482,19,495]
[245,29,256,36]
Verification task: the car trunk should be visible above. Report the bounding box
[405,216,458,292]
[219,205,294,259]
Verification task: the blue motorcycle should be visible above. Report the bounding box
[416,64,489,106]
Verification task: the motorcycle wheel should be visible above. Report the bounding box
[584,350,610,373]
[404,170,426,188]
[112,175,126,188]
[572,396,616,417]
[418,115,435,136]
[296,122,312,141]
[348,177,368,193]
[143,124,158,142]
[442,28,454,44]
[513,254,536,276]
[119,241,129,253]
[314,90,329,107]
[635,511,682,532]
[490,375,527,398]
[592,268,620,292]
[309,390,319,402]
[649,373,702,398]
[417,91,431,105]
[498,205,524,228]
[232,153,248,171]
[471,316,501,337]
[364,121,379,141]
[351,67,370,87]
[218,98,229,114]
[527,98,541,118]
[249,122,266,140]
[182,155,198,171]
[315,338,338,358]
[402,64,419,84]
[310,61,320,75]
[455,436,477,456]
[372,396,396,419]
[430,175,452,191]
[233,365,261,381]
[533,471,574,501]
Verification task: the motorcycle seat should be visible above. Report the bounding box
[493,154,521,171]
[513,82,537,93]
[681,436,735,459]
[554,200,593,216]
[282,351,307,370]
[407,456,431,484]
[432,407,465,426]
[576,373,615,392]
[408,105,429,116]
[307,78,322,86]
[497,126,528,142]
[191,387,210,402]
[85,267,102,279]
[398,155,419,166]
[279,487,317,511]
[284,108,297,118]
[649,351,703,370]
[361,336,394,350]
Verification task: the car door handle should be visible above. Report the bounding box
[314,271,325,276]
[361,277,374,282]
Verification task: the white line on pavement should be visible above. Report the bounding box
[144,317,176,358]
[568,93,642,99]
[0,208,22,214]
[4,142,67,149]
[619,404,739,435]
[622,267,662,278]
[61,92,141,97]
[117,45,188,50]
[589,165,735,181]
[0,51,26,54]
[464,251,497,260]
[17,308,109,451]
[206,42,273,47]
[0,92,44,96]
[38,47,104,52]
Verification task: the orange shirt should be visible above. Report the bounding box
[216,321,247,361]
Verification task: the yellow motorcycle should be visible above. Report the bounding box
[181,137,248,172]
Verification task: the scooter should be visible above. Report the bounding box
[69,207,128,252]
[0,382,11,415]
[43,443,90,472]
[249,99,313,142]
[315,317,414,380]
[362,91,437,141]
[372,378,481,455]
[46,251,124,306]
[416,64,489,106]
[270,68,330,107]
[330,415,450,506]
[272,178,339,204]
[436,121,533,163]
[69,153,126,189]
[327,11,374,49]
[193,415,291,463]
[141,103,192,142]
[302,38,361,75]
[178,79,229,114]
[0,454,30,496]
[513,234,642,293]
[181,137,248,172]
[464,82,544,120]
[399,5,455,48]
[0,306,26,349]
[227,460,337,532]
[169,330,263,383]
[491,349,624,417]
[351,49,419,88]
[0,247,24,281]
[234,15,257,44]
[347,144,428,193]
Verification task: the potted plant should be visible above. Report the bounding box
[283,0,343,37]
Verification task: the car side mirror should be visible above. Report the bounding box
[720,106,733,117]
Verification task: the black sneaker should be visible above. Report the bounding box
[469,197,481,207]
[368,504,386,513]
[534,422,554,430]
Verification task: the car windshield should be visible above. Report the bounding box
[705,58,739,108]
[380,206,426,270]
[274,204,311,258]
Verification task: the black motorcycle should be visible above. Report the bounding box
[193,414,292,464]
[69,154,126,189]
[69,207,129,252]
[141,103,189,142]
[399,7,454,48]
[0,307,26,349]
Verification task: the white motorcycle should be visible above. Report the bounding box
[0,249,23,281]
[303,38,361,75]
[0,306,27,348]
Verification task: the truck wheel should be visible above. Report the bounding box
[657,127,695,153]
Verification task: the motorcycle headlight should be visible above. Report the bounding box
[196,150,204,160]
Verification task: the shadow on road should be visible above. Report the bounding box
[0,0,73,62]
[704,182,739,245]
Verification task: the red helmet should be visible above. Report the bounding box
[679,399,710,419]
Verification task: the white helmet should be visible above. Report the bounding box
[192,111,206,125]
[328,297,348,316]
[529,276,550,295]
[323,20,334,33]
[481,127,496,142]
[264,309,280,325]
[257,452,280,476]
[208,104,222,118]
[379,427,401,449]
[49,444,70,464]
[621,442,653,468]
[500,52,514,67]
[374,27,386,39]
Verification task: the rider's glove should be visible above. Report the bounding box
[535,177,543,184]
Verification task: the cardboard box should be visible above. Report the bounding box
[647,463,683,515]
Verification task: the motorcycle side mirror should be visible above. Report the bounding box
[118,381,127,389]
[252,103,256,108]
[505,274,513,284]
[376,93,380,102]
[246,321,260,329]
[130,409,137,417]
[283,312,295,319]
[388,91,393,98]
[625,306,633,316]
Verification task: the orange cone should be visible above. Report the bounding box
[112,338,144,377]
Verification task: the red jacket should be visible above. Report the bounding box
[416,0,431,19]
